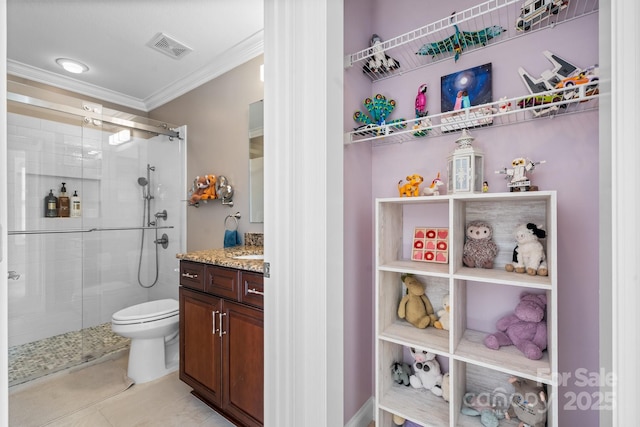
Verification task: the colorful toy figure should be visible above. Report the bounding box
[353,94,406,136]
[516,0,569,32]
[422,173,444,196]
[398,174,424,197]
[416,13,505,62]
[362,34,401,74]
[413,84,431,137]
[496,158,546,191]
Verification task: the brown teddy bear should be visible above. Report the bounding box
[397,274,437,328]
[189,175,217,205]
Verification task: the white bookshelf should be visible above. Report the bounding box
[375,191,557,426]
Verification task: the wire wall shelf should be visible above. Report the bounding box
[344,85,599,147]
[345,0,599,82]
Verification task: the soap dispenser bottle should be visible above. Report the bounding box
[70,190,81,218]
[45,189,58,217]
[58,182,70,217]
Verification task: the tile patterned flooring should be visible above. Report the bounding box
[8,322,130,386]
[9,352,235,427]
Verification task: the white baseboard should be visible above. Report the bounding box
[344,396,374,427]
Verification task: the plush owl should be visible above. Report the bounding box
[463,221,499,269]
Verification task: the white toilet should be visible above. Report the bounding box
[111,298,179,384]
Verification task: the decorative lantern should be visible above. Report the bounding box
[447,129,484,193]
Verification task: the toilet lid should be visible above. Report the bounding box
[112,299,178,323]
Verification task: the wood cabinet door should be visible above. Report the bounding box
[180,288,223,406]
[223,300,264,427]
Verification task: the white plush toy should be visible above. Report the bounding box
[505,223,548,276]
[434,294,450,331]
[408,347,443,397]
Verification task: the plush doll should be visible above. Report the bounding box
[408,347,443,397]
[391,361,412,386]
[200,174,217,200]
[189,175,217,205]
[505,223,548,276]
[484,293,547,360]
[461,393,506,427]
[463,221,499,269]
[505,376,548,427]
[433,294,450,331]
[398,275,437,329]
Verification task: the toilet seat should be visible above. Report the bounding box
[112,299,179,325]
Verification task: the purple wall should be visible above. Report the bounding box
[343,0,375,422]
[344,1,600,425]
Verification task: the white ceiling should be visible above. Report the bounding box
[7,0,264,112]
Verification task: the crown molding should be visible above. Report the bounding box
[7,60,149,111]
[7,29,264,112]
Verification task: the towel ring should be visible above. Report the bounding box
[224,212,241,230]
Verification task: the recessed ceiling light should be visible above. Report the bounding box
[55,58,89,74]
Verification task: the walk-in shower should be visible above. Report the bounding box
[6,80,187,386]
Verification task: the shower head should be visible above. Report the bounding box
[138,177,148,187]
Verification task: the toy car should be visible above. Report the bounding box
[554,65,599,88]
[516,93,563,109]
[516,0,569,32]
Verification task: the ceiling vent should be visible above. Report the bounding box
[147,32,193,60]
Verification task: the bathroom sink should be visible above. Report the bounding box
[232,254,264,260]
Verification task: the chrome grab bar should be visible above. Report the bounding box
[8,225,174,235]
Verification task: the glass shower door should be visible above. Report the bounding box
[7,89,98,385]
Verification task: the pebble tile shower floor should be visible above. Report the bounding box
[8,322,130,386]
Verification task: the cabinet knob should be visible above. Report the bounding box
[247,288,264,296]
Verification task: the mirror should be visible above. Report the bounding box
[249,100,264,223]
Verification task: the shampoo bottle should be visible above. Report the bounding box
[58,182,70,217]
[70,190,82,218]
[45,189,58,217]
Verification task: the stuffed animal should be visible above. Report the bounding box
[200,174,217,200]
[433,294,450,331]
[392,415,422,427]
[189,175,217,205]
[408,347,443,397]
[441,372,450,402]
[391,361,412,386]
[505,376,548,427]
[505,223,548,276]
[484,293,547,360]
[398,275,437,328]
[463,221,499,269]
[461,393,505,427]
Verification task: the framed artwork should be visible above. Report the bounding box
[440,63,493,132]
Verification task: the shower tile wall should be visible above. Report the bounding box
[7,112,185,350]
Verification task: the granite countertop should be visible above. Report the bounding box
[176,246,264,273]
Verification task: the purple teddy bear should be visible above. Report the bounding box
[484,293,547,360]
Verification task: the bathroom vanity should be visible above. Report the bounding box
[177,247,264,427]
